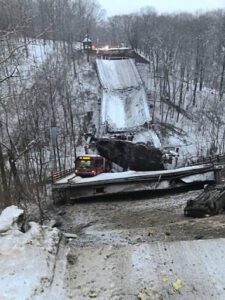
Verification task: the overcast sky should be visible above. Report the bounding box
[98,0,225,16]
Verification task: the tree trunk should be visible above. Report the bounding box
[219,53,225,100]
[0,145,10,205]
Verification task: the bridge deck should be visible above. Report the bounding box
[52,164,216,203]
[96,58,150,130]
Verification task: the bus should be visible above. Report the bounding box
[75,155,110,177]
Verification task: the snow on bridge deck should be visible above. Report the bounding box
[55,164,214,185]
[97,58,142,89]
[96,58,151,130]
[101,88,150,128]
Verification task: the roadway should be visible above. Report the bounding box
[96,58,150,131]
[47,190,225,299]
[52,164,216,203]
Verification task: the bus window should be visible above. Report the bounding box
[76,159,92,168]
[94,158,104,167]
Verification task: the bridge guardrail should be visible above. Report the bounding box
[51,154,225,184]
[52,168,74,183]
[187,154,225,167]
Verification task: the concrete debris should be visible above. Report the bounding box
[184,184,225,217]
[63,232,78,239]
[66,252,78,265]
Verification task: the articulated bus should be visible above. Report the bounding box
[75,155,110,177]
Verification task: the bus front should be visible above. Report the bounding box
[75,156,96,177]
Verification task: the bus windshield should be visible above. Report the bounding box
[76,158,93,168]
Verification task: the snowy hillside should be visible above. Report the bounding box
[136,62,225,165]
[0,38,102,206]
[0,39,101,168]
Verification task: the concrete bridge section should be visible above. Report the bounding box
[96,47,149,64]
[52,164,217,203]
[96,58,151,131]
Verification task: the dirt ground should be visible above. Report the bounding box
[46,189,225,300]
[52,189,225,245]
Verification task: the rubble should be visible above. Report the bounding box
[96,138,164,171]
[184,184,225,217]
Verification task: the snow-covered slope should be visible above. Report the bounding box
[96,58,151,131]
[97,58,142,89]
[0,39,101,170]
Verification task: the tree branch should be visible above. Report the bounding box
[0,66,18,83]
[0,25,52,66]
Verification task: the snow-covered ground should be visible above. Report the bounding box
[0,38,102,171]
[96,58,151,130]
[2,198,225,300]
[3,196,225,300]
[65,239,225,299]
[136,62,225,165]
[0,206,61,300]
[133,129,161,148]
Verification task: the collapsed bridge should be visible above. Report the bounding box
[52,164,219,203]
[96,58,151,131]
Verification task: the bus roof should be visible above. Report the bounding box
[76,154,102,159]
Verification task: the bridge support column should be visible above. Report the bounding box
[214,168,222,184]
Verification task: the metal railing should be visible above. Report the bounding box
[50,154,225,184]
[187,154,225,167]
[52,168,74,183]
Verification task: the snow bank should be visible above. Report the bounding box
[0,206,61,300]
[0,205,24,233]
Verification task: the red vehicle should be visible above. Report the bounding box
[75,155,110,177]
